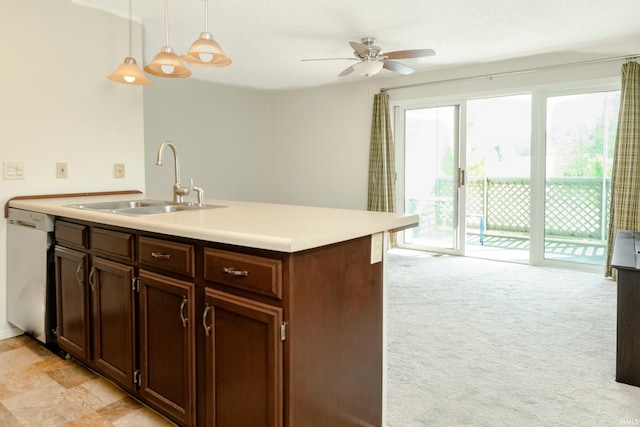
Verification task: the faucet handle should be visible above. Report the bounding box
[193,185,205,207]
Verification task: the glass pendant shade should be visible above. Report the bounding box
[182,31,231,66]
[144,46,192,77]
[353,60,384,77]
[108,57,150,85]
[108,0,150,86]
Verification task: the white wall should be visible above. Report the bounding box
[270,82,377,209]
[0,0,145,339]
[143,78,273,203]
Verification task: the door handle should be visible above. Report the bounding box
[88,266,97,292]
[75,263,84,287]
[179,296,188,328]
[202,303,212,336]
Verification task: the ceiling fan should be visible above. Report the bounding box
[303,37,435,77]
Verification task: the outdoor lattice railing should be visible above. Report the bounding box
[413,177,611,242]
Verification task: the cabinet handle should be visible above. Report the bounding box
[223,267,249,277]
[179,296,188,328]
[88,266,97,292]
[202,303,212,336]
[75,263,84,287]
[151,252,171,260]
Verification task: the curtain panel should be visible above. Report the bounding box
[367,91,396,213]
[605,61,640,277]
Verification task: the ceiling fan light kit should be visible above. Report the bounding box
[108,0,150,86]
[304,36,435,78]
[353,60,384,77]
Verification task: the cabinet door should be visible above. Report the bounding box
[203,288,283,427]
[138,270,195,427]
[90,257,136,392]
[55,246,90,362]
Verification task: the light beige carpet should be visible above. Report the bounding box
[385,250,640,426]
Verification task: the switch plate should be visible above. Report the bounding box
[114,163,125,178]
[3,161,25,180]
[56,162,68,179]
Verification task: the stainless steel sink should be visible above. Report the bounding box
[65,199,226,216]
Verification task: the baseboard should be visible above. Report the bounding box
[0,324,23,341]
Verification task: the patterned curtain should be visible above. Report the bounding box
[367,91,396,213]
[605,61,640,278]
[368,91,397,247]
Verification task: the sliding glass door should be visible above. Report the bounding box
[398,103,463,254]
[465,94,532,263]
[543,90,620,265]
[396,85,620,270]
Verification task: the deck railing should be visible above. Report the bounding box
[424,176,611,242]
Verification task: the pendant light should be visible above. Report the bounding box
[181,0,231,67]
[108,0,150,85]
[144,0,191,78]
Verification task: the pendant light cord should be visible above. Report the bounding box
[128,0,133,57]
[204,0,209,32]
[164,0,170,46]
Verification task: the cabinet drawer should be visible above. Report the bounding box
[55,221,88,249]
[204,248,282,299]
[92,228,134,261]
[139,237,195,277]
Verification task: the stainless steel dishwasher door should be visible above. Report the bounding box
[7,208,55,343]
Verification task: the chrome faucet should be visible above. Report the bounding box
[156,141,191,204]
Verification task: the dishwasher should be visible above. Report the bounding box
[7,208,58,348]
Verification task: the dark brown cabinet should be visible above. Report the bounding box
[54,246,90,362]
[203,288,283,427]
[90,257,136,392]
[55,222,136,391]
[139,270,196,427]
[55,218,384,427]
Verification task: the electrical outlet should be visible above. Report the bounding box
[371,232,383,264]
[56,162,68,179]
[114,163,125,178]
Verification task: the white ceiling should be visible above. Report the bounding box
[75,0,640,91]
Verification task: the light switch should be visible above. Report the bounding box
[3,161,25,180]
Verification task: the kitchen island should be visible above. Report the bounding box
[8,193,418,427]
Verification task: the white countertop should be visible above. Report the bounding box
[8,194,419,253]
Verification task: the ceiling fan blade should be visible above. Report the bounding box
[384,48,436,59]
[382,60,415,75]
[349,41,369,55]
[301,58,357,62]
[338,64,355,77]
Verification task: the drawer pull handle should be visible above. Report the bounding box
[202,303,212,336]
[223,267,249,277]
[180,296,188,328]
[151,252,172,260]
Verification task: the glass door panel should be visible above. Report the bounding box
[402,105,459,251]
[544,91,619,265]
[465,94,532,263]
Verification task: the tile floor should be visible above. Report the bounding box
[0,335,174,426]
